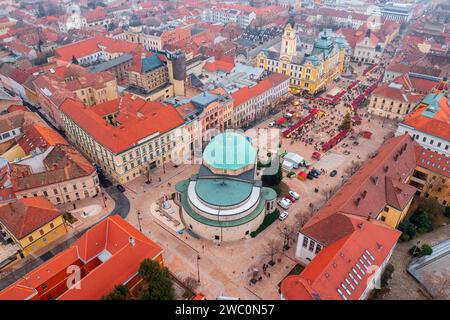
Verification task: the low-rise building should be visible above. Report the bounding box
[0,197,67,268]
[0,121,100,205]
[281,134,422,300]
[0,215,163,300]
[396,92,450,155]
[410,146,450,206]
[231,73,290,128]
[33,64,119,129]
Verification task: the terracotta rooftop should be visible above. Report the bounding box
[402,93,450,141]
[415,145,450,178]
[281,214,401,300]
[54,35,142,62]
[60,94,184,154]
[0,197,62,240]
[0,215,163,300]
[231,73,289,107]
[302,134,418,242]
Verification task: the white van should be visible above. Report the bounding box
[268,121,276,127]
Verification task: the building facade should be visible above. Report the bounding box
[256,22,347,95]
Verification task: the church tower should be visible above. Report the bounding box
[280,20,297,61]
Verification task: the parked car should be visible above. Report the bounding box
[285,194,296,203]
[279,211,289,221]
[117,184,126,192]
[288,190,299,200]
[309,170,319,178]
[311,168,321,176]
[307,173,315,180]
[277,199,291,209]
[330,170,337,177]
[268,121,276,127]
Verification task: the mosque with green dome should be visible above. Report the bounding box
[175,132,277,242]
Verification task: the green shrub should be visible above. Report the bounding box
[399,233,410,242]
[410,212,432,232]
[408,245,421,257]
[102,284,128,300]
[250,209,280,238]
[420,244,433,256]
[398,220,417,241]
[287,171,296,178]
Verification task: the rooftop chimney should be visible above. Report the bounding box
[129,236,135,247]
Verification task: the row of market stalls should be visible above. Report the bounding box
[322,129,350,152]
[317,88,347,105]
[282,108,319,138]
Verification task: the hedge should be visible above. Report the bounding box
[250,209,280,238]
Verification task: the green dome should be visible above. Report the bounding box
[203,132,256,171]
[195,178,253,206]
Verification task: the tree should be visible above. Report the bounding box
[410,211,432,233]
[102,284,128,300]
[344,160,361,177]
[420,244,433,256]
[418,197,445,217]
[321,185,340,201]
[278,225,296,251]
[138,259,174,300]
[183,276,199,293]
[397,220,417,241]
[339,112,352,131]
[264,239,281,265]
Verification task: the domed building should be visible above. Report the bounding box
[175,132,277,242]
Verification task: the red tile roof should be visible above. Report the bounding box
[0,197,62,240]
[415,146,450,178]
[302,134,418,241]
[55,36,141,62]
[203,58,234,73]
[0,215,163,300]
[60,94,184,154]
[281,214,401,300]
[17,124,68,155]
[231,73,289,107]
[402,94,450,141]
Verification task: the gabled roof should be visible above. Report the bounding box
[0,197,62,239]
[282,214,401,300]
[302,135,418,236]
[0,215,163,300]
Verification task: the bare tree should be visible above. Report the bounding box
[278,225,297,251]
[264,239,282,264]
[344,160,361,177]
[183,276,200,293]
[321,185,340,201]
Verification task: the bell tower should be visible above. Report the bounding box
[280,20,297,61]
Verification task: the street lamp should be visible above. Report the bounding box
[196,255,201,283]
[137,210,142,232]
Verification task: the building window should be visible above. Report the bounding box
[302,236,308,248]
[315,244,322,254]
[39,229,44,235]
[308,240,315,252]
[28,235,34,242]
[50,223,54,229]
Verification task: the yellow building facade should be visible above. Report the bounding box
[0,198,67,270]
[256,22,347,95]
